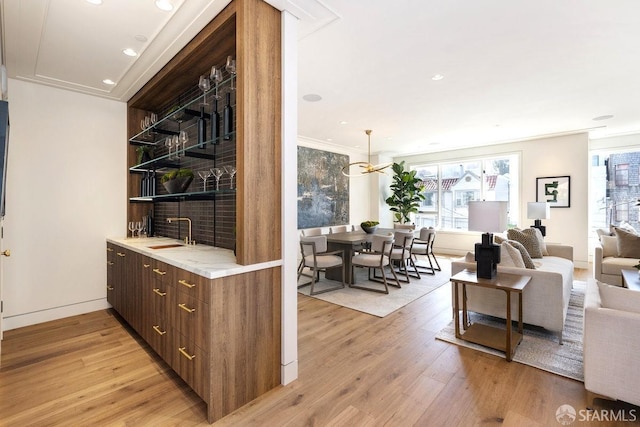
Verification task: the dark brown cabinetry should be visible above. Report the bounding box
[107,241,281,423]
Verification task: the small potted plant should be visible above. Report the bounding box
[136,146,154,165]
[161,168,194,194]
[361,220,379,234]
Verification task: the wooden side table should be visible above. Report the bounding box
[451,269,531,361]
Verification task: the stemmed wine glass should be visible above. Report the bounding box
[210,167,223,190]
[128,221,136,238]
[179,130,189,153]
[225,56,236,91]
[165,137,173,160]
[135,221,144,238]
[149,113,158,136]
[210,66,223,99]
[198,170,212,192]
[198,75,211,105]
[172,135,180,158]
[144,116,151,138]
[224,164,237,189]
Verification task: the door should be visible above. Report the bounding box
[0,218,10,358]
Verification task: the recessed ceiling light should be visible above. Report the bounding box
[326,138,333,142]
[431,74,444,81]
[102,79,116,85]
[155,0,174,11]
[122,48,137,57]
[339,120,348,125]
[302,93,322,102]
[85,0,103,5]
[593,115,614,121]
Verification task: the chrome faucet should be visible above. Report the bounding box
[166,217,194,245]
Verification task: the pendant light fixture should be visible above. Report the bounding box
[341,129,391,177]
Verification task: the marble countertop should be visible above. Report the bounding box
[107,236,282,279]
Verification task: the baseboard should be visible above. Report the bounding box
[2,298,111,331]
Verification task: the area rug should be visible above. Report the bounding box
[436,281,585,382]
[298,259,451,317]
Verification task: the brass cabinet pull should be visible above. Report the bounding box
[143,264,150,268]
[152,325,167,336]
[153,288,167,297]
[2,249,11,257]
[178,279,195,289]
[178,303,195,313]
[117,252,126,257]
[178,347,195,361]
[107,261,114,266]
[107,248,114,252]
[107,285,114,291]
[153,268,167,276]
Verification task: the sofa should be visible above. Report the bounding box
[451,243,574,344]
[594,232,639,286]
[583,279,640,406]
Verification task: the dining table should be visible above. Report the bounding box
[325,228,395,284]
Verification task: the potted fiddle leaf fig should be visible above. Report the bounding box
[385,161,425,224]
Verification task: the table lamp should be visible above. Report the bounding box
[468,201,508,279]
[527,202,550,237]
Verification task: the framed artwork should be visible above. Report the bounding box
[536,176,570,208]
[297,146,350,228]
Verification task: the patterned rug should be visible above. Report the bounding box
[436,281,585,382]
[298,259,451,317]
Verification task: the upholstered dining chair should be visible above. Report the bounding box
[301,228,323,237]
[411,227,441,275]
[329,225,349,234]
[393,223,416,230]
[383,230,419,283]
[350,234,399,294]
[297,235,345,295]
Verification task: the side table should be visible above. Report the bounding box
[451,269,531,361]
[620,269,640,291]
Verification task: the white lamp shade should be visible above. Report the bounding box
[527,202,551,220]
[468,201,508,233]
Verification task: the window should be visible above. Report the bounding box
[412,154,519,230]
[615,163,629,186]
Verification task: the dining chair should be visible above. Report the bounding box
[297,235,345,295]
[385,230,420,283]
[350,234,399,294]
[329,225,349,234]
[410,227,441,274]
[393,223,416,230]
[301,228,323,237]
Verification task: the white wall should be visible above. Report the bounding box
[2,79,127,330]
[394,133,590,268]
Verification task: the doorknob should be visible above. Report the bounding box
[2,249,10,257]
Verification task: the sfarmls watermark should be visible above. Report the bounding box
[556,404,638,425]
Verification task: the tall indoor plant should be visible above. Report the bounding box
[385,161,425,224]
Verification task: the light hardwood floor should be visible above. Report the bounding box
[1,265,638,426]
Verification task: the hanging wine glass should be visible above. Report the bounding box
[225,56,236,91]
[210,167,223,191]
[179,130,189,153]
[210,66,223,99]
[198,75,211,105]
[198,170,213,192]
[223,164,237,189]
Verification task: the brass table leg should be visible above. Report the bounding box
[505,289,512,362]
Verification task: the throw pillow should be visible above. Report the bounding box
[600,235,618,258]
[598,281,640,314]
[500,241,526,268]
[464,251,475,263]
[614,227,640,258]
[596,228,614,240]
[506,240,536,269]
[507,228,543,258]
[531,227,549,256]
[494,234,506,244]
